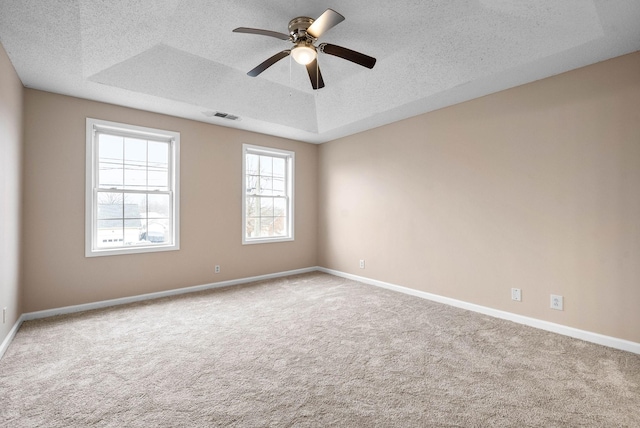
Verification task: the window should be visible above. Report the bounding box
[242,144,294,244]
[86,118,180,257]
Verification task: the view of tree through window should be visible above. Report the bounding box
[243,145,293,243]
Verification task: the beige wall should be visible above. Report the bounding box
[21,90,317,312]
[318,52,640,343]
[0,43,23,343]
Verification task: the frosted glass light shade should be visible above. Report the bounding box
[291,45,317,65]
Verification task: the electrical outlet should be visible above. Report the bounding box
[2,307,6,324]
[550,294,563,310]
[214,265,220,274]
[511,288,521,302]
[359,259,365,269]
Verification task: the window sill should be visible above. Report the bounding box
[85,244,180,258]
[242,236,294,245]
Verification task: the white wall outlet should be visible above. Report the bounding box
[214,265,220,274]
[550,294,563,310]
[511,288,522,302]
[359,259,365,269]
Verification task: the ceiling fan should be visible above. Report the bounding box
[233,8,376,90]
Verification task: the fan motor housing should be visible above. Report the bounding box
[288,16,315,41]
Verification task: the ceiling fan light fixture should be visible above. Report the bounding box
[235,9,376,89]
[291,44,317,65]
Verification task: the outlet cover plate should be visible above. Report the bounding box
[550,294,563,310]
[511,288,522,302]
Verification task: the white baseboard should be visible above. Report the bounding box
[3,266,638,360]
[318,267,640,355]
[22,266,318,322]
[0,314,26,360]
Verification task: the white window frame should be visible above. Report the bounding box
[242,144,295,245]
[85,118,180,257]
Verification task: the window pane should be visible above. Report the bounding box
[124,137,147,161]
[124,166,146,190]
[246,197,260,218]
[140,218,169,244]
[124,138,147,190]
[148,193,170,218]
[273,197,286,216]
[273,157,285,178]
[260,216,275,236]
[246,175,259,195]
[97,192,123,219]
[124,219,143,245]
[124,218,142,228]
[124,193,146,219]
[99,134,124,160]
[97,219,122,229]
[121,193,145,246]
[260,197,273,217]
[148,170,168,191]
[148,141,169,191]
[273,177,285,195]
[97,219,124,248]
[274,197,287,237]
[246,217,259,238]
[260,156,272,175]
[148,141,168,165]
[148,170,169,190]
[274,216,287,236]
[246,154,259,175]
[98,134,124,189]
[259,176,273,196]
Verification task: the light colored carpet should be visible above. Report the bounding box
[1,272,639,427]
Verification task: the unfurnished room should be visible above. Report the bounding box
[1,1,639,426]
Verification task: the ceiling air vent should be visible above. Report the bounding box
[202,111,240,121]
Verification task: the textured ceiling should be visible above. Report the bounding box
[1,1,639,143]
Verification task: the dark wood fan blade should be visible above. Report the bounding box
[247,50,291,77]
[306,59,325,90]
[306,9,345,39]
[233,27,290,41]
[320,43,376,69]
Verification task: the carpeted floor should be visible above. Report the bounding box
[1,272,639,427]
